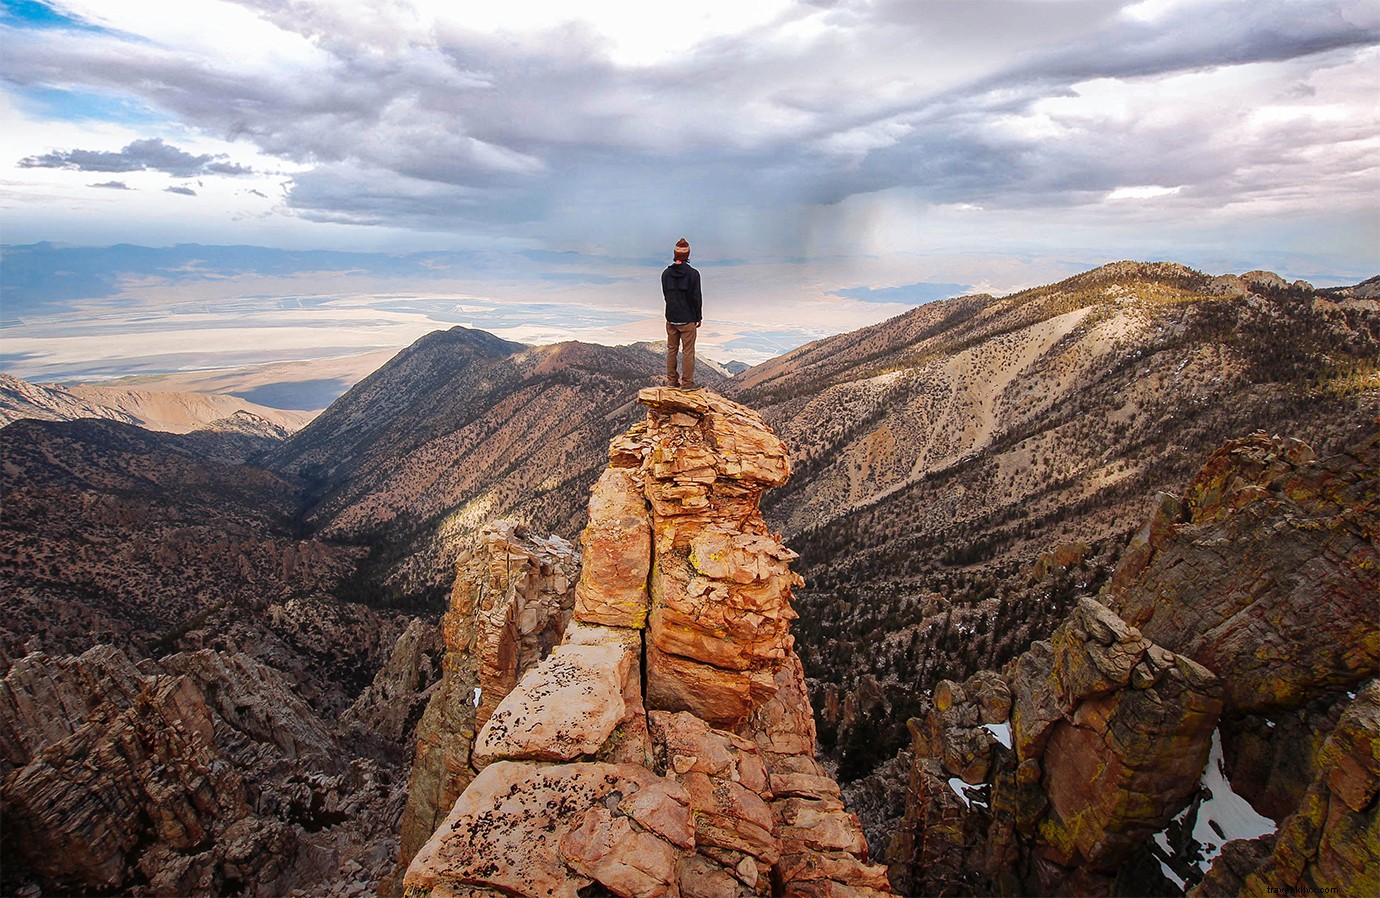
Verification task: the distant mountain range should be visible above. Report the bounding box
[0,372,312,434]
[5,260,1375,664]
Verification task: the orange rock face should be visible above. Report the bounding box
[575,467,653,628]
[395,522,578,877]
[567,386,804,727]
[405,761,688,898]
[473,642,634,765]
[634,388,802,728]
[402,388,893,898]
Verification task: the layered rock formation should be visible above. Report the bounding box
[886,425,1379,897]
[1107,428,1380,897]
[888,599,1222,897]
[403,388,891,898]
[1104,429,1379,823]
[1107,430,1378,717]
[395,522,580,878]
[0,644,398,896]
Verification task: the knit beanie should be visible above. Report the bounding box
[674,238,690,262]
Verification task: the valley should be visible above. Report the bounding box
[1,261,1376,897]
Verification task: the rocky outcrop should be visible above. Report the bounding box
[160,648,343,770]
[888,598,1222,897]
[1017,601,1222,893]
[885,426,1378,896]
[1102,428,1380,897]
[341,617,445,749]
[0,645,350,896]
[0,636,424,898]
[2,672,273,895]
[403,388,891,898]
[1192,679,1379,898]
[1103,427,1380,822]
[394,522,579,877]
[1107,430,1379,716]
[406,759,692,898]
[634,387,800,728]
[0,645,146,777]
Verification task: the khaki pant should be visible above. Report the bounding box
[666,322,697,387]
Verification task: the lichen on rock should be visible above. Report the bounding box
[1106,429,1379,715]
[885,425,1379,898]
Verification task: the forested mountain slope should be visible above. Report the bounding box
[726,262,1379,778]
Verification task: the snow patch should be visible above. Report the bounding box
[473,687,482,708]
[948,777,971,807]
[983,721,1012,749]
[1193,728,1276,862]
[1153,829,1187,890]
[1154,727,1276,888]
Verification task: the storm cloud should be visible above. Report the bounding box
[19,137,255,177]
[2,0,1377,268]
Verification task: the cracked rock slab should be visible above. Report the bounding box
[403,761,691,898]
[473,643,632,764]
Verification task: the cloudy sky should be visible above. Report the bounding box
[2,0,1378,387]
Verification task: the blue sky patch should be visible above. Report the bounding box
[13,86,163,125]
[1,0,109,32]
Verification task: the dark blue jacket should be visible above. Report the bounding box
[662,262,702,324]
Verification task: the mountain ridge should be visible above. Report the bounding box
[720,259,1377,791]
[262,328,729,610]
[1,258,1375,898]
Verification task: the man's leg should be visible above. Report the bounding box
[666,321,680,387]
[680,323,697,388]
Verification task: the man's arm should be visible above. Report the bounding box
[691,269,703,324]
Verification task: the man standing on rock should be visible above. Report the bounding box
[662,237,703,390]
